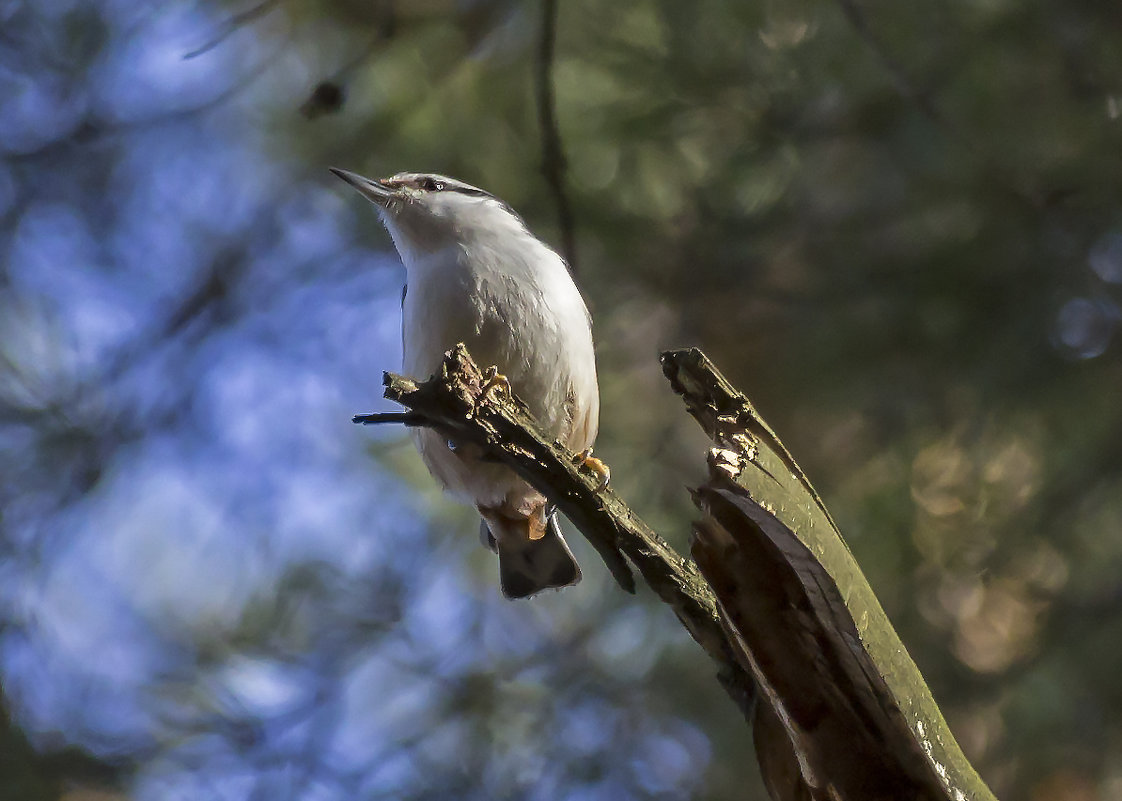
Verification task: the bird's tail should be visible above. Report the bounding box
[478,505,582,599]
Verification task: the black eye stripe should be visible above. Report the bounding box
[409,177,507,207]
[420,180,490,199]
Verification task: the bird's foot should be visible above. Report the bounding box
[575,448,611,492]
[480,366,513,405]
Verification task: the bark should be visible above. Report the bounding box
[364,343,998,801]
[664,348,998,801]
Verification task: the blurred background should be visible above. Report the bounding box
[2,0,1121,799]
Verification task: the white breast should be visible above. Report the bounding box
[400,230,598,504]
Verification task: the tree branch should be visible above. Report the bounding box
[662,347,998,801]
[361,344,757,720]
[353,411,424,426]
[366,344,997,801]
[832,0,946,127]
[535,0,578,273]
[183,0,282,60]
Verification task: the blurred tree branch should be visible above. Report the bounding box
[534,0,577,272]
[183,0,282,59]
[2,31,289,164]
[832,0,945,127]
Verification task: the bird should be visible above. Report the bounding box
[331,168,605,599]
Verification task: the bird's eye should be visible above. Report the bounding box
[418,177,444,192]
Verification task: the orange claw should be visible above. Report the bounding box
[575,448,611,492]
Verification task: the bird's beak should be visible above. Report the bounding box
[330,168,395,207]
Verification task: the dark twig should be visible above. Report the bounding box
[534,0,578,273]
[183,0,282,59]
[352,412,424,426]
[833,0,947,128]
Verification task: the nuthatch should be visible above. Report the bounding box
[332,169,605,599]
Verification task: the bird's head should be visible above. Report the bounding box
[330,169,526,261]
